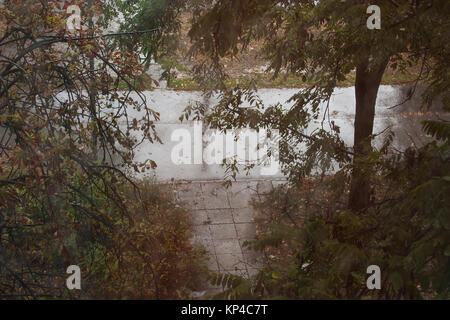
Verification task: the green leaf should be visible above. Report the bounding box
[388,272,404,291]
[444,245,450,257]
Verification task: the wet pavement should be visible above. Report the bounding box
[173,179,284,296]
[125,85,446,297]
[130,85,445,182]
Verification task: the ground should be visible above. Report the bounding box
[153,12,423,90]
[170,179,285,296]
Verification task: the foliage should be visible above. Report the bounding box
[107,181,208,299]
[109,0,186,71]
[183,0,450,299]
[1,171,207,299]
[184,0,450,184]
[233,127,450,299]
[0,0,205,299]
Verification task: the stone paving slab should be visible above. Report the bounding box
[232,207,255,224]
[210,224,237,240]
[190,210,209,226]
[214,239,241,254]
[206,209,234,224]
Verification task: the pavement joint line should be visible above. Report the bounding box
[229,192,251,278]
[178,179,269,287]
[207,225,221,272]
[194,221,256,226]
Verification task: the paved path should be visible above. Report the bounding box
[142,85,446,297]
[129,85,443,182]
[172,179,285,296]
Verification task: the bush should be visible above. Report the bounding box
[98,180,209,299]
[0,173,207,299]
[239,135,450,299]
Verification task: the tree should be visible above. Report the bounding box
[186,0,450,210]
[0,0,204,299]
[183,0,450,299]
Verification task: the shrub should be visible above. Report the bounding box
[0,173,207,299]
[239,129,450,299]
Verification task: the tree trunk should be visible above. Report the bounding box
[348,58,388,211]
